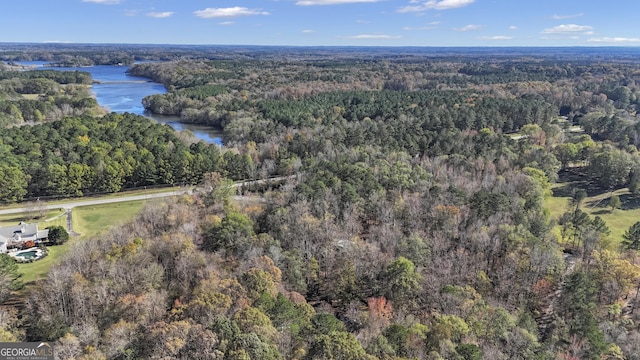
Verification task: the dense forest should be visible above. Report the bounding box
[0,113,244,200]
[2,46,640,359]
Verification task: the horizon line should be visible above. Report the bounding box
[2,41,640,49]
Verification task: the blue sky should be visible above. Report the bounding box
[2,0,640,46]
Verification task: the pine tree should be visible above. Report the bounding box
[622,221,640,250]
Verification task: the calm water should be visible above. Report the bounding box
[17,61,222,145]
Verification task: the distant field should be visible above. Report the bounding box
[545,183,639,246]
[20,94,39,100]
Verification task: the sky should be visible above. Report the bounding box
[2,0,640,47]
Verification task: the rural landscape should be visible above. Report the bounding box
[1,42,640,359]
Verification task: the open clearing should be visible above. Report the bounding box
[546,182,640,246]
[72,200,146,238]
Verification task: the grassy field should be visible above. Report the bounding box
[545,193,569,221]
[545,182,640,246]
[580,187,640,242]
[18,243,71,284]
[72,200,146,238]
[20,94,39,100]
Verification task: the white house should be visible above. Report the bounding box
[0,222,49,249]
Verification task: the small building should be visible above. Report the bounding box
[0,222,49,250]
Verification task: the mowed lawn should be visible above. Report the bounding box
[18,243,71,284]
[15,200,146,285]
[72,200,146,238]
[545,184,640,246]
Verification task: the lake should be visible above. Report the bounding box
[16,61,223,145]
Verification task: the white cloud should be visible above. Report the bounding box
[427,0,475,9]
[124,9,139,16]
[82,0,121,4]
[347,34,402,39]
[453,24,482,32]
[541,24,593,34]
[194,7,270,18]
[552,12,584,20]
[302,29,316,33]
[509,25,518,30]
[147,12,173,18]
[480,35,513,40]
[218,21,235,25]
[356,20,371,23]
[398,0,475,13]
[587,37,640,43]
[297,0,382,5]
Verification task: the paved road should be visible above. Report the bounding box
[0,189,191,216]
[0,175,295,216]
